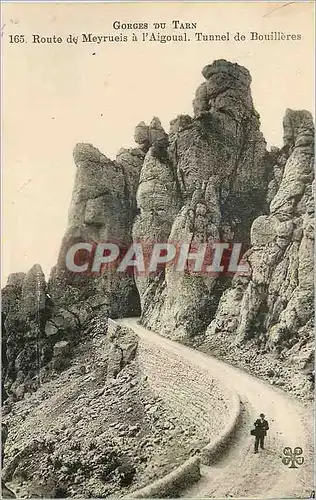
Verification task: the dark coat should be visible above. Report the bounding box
[254,418,269,436]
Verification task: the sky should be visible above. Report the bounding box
[1,1,315,285]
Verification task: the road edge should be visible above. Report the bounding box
[124,394,241,498]
[124,456,201,498]
[201,392,242,465]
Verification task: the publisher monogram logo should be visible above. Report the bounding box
[281,447,304,469]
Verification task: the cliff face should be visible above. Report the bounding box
[2,59,314,400]
[204,109,314,397]
[136,60,268,339]
[48,142,144,323]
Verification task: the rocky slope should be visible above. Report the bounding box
[2,322,204,498]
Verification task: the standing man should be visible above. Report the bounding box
[253,413,269,453]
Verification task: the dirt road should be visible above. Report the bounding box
[118,318,314,499]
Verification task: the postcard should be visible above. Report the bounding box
[1,2,314,499]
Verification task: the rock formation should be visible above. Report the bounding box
[2,265,50,398]
[49,142,144,321]
[2,59,314,400]
[204,109,314,397]
[136,60,268,339]
[1,143,145,398]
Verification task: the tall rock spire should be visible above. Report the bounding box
[136,60,269,339]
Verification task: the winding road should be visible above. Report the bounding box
[117,318,314,499]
